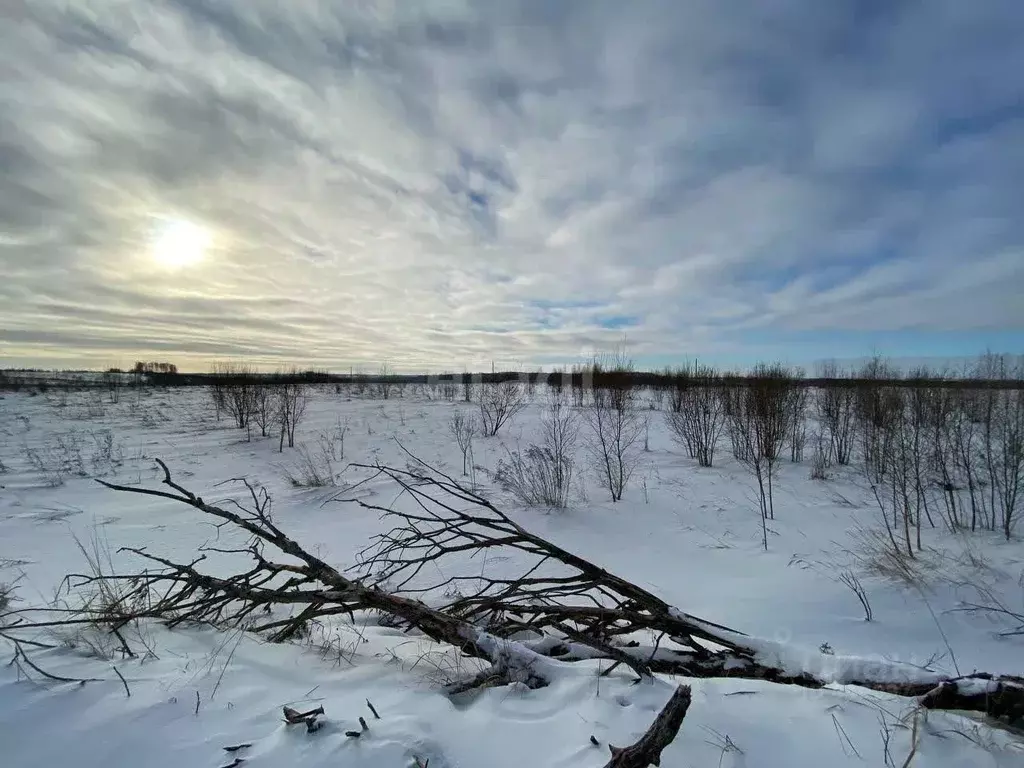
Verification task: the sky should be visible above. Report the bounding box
[1,1,1023,373]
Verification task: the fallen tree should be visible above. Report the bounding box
[2,457,1022,741]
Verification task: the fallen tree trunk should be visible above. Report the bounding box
[920,677,1024,723]
[1,457,1020,727]
[342,458,1022,706]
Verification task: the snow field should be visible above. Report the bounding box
[1,385,1022,766]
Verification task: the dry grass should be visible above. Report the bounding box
[846,523,938,589]
[0,578,20,614]
[47,529,156,660]
[879,707,922,768]
[837,569,874,621]
[409,645,489,689]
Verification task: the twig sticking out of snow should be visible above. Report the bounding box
[343,711,371,738]
[366,698,380,719]
[113,666,130,698]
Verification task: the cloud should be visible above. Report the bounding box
[1,0,1022,371]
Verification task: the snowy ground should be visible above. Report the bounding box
[1,385,1022,767]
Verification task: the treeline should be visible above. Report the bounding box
[3,353,1023,393]
[579,359,1024,392]
[103,362,1024,391]
[130,361,179,375]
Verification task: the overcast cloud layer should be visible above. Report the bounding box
[1,1,1023,371]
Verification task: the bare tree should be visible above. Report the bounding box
[439,373,458,402]
[815,361,856,465]
[727,364,795,549]
[216,363,257,438]
[951,387,986,531]
[752,364,793,520]
[961,353,1024,539]
[448,411,476,477]
[209,376,227,421]
[903,372,939,544]
[667,366,693,414]
[664,368,725,467]
[994,386,1024,540]
[787,378,809,462]
[981,355,1024,539]
[923,386,961,532]
[728,389,769,550]
[102,370,122,404]
[525,369,542,401]
[276,382,307,451]
[479,380,527,436]
[868,387,918,558]
[724,385,752,463]
[547,367,567,400]
[570,363,589,408]
[251,380,274,438]
[586,380,645,502]
[375,362,397,400]
[854,357,902,485]
[541,389,580,495]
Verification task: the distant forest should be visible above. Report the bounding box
[3,353,1023,392]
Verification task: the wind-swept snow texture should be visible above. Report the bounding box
[1,386,1022,766]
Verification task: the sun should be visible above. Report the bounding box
[149,217,211,269]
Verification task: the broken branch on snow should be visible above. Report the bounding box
[605,685,692,768]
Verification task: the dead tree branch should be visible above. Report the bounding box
[87,460,558,688]
[1,456,1019,722]
[605,685,692,768]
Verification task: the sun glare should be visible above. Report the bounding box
[149,217,211,269]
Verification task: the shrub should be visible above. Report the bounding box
[664,369,725,467]
[285,444,337,487]
[448,411,476,476]
[585,374,644,502]
[496,444,574,508]
[495,396,578,508]
[726,364,799,549]
[815,361,856,465]
[285,425,346,487]
[809,437,830,481]
[276,382,307,451]
[479,380,527,436]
